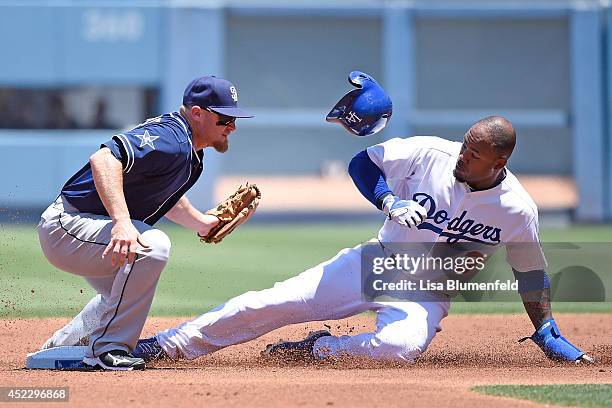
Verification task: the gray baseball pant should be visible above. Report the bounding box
[37,195,170,358]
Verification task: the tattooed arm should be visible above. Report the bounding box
[513,269,591,362]
[519,287,553,329]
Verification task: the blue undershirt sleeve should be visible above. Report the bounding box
[348,150,394,210]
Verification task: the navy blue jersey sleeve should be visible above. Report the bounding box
[103,135,134,171]
[102,120,178,175]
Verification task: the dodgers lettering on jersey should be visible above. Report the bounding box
[412,192,501,244]
[61,112,203,226]
[366,136,548,273]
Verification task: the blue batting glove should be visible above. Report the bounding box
[519,319,593,362]
[382,195,427,228]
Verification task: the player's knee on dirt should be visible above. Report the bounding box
[372,321,431,362]
[374,335,425,362]
[139,229,172,263]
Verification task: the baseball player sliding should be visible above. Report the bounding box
[129,72,592,365]
[37,76,258,371]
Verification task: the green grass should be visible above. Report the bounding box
[450,302,612,314]
[472,384,612,408]
[0,223,376,317]
[1,223,612,317]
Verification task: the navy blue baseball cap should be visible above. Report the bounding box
[183,76,254,118]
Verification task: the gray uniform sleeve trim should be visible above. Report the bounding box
[115,133,135,174]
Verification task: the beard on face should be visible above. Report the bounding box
[453,167,466,183]
[212,139,229,153]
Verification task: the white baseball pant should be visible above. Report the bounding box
[157,242,450,363]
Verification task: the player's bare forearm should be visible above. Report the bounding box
[165,195,219,235]
[520,287,553,329]
[90,148,130,222]
[90,148,148,266]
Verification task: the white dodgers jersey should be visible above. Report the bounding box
[367,136,548,273]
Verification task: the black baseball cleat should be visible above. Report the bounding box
[133,336,167,362]
[262,330,331,361]
[83,350,145,371]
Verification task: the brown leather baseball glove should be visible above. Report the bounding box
[198,183,261,244]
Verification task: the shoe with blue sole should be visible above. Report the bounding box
[133,336,167,362]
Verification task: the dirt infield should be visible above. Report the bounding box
[1,314,611,407]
